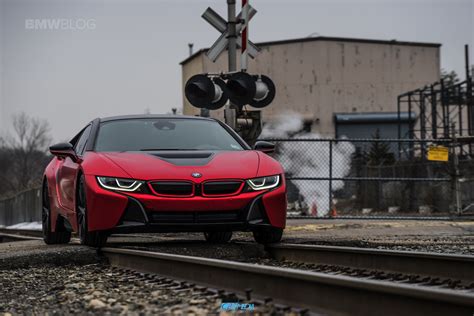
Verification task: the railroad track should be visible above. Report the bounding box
[101,247,474,315]
[0,228,43,238]
[265,243,474,283]
[0,232,43,243]
[3,229,474,314]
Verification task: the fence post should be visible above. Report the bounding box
[454,156,462,216]
[329,140,333,215]
[451,128,462,215]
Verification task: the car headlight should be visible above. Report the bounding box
[246,175,280,191]
[97,176,145,192]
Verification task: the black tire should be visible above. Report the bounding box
[77,175,108,248]
[203,231,233,243]
[253,228,283,244]
[42,182,71,244]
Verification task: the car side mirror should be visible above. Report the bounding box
[50,143,80,162]
[253,141,275,154]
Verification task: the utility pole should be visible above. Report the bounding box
[225,0,237,129]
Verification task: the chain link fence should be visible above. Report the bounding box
[260,137,474,217]
[1,138,472,227]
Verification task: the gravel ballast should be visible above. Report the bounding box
[0,240,307,315]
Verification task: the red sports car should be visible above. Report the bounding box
[42,115,287,247]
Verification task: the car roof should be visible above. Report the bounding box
[99,114,215,123]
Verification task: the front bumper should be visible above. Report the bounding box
[84,175,287,233]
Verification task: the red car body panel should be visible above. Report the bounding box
[97,151,262,180]
[43,116,287,235]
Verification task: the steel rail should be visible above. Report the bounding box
[101,247,474,316]
[0,228,43,238]
[266,243,474,282]
[0,232,43,242]
[286,215,459,220]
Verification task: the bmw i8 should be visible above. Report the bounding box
[42,115,287,247]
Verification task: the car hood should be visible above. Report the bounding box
[98,150,261,181]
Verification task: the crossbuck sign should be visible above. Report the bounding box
[202,6,260,62]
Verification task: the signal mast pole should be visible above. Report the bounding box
[225,0,237,128]
[241,0,249,72]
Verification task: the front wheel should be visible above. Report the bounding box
[253,228,283,244]
[77,175,108,248]
[204,231,233,243]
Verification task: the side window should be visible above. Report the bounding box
[74,125,92,156]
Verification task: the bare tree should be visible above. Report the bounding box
[441,69,460,86]
[0,112,51,195]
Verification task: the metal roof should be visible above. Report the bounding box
[180,36,441,65]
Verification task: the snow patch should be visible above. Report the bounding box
[6,222,42,231]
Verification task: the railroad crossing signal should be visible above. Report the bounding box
[185,72,275,110]
[202,6,260,62]
[227,72,275,108]
[185,75,229,110]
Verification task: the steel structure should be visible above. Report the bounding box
[397,46,473,157]
[397,79,473,140]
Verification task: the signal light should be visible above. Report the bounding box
[185,74,229,110]
[184,72,275,110]
[249,75,276,108]
[226,72,256,107]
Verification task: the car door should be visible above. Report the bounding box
[56,125,92,215]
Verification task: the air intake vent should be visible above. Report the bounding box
[203,181,242,196]
[151,152,212,159]
[150,181,193,196]
[149,152,214,166]
[149,211,242,223]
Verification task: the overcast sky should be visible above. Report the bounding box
[0,0,472,141]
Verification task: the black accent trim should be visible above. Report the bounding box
[148,210,242,224]
[149,152,216,166]
[150,181,194,196]
[246,196,271,225]
[100,114,215,123]
[86,118,101,152]
[109,194,274,234]
[203,181,242,195]
[118,197,149,225]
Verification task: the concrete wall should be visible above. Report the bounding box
[182,39,440,137]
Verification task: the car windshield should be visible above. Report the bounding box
[94,118,245,152]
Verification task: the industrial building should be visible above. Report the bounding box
[180,36,441,138]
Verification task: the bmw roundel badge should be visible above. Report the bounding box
[191,172,202,178]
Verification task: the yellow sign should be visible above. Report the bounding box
[427,146,449,162]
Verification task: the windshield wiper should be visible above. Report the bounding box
[139,148,199,151]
